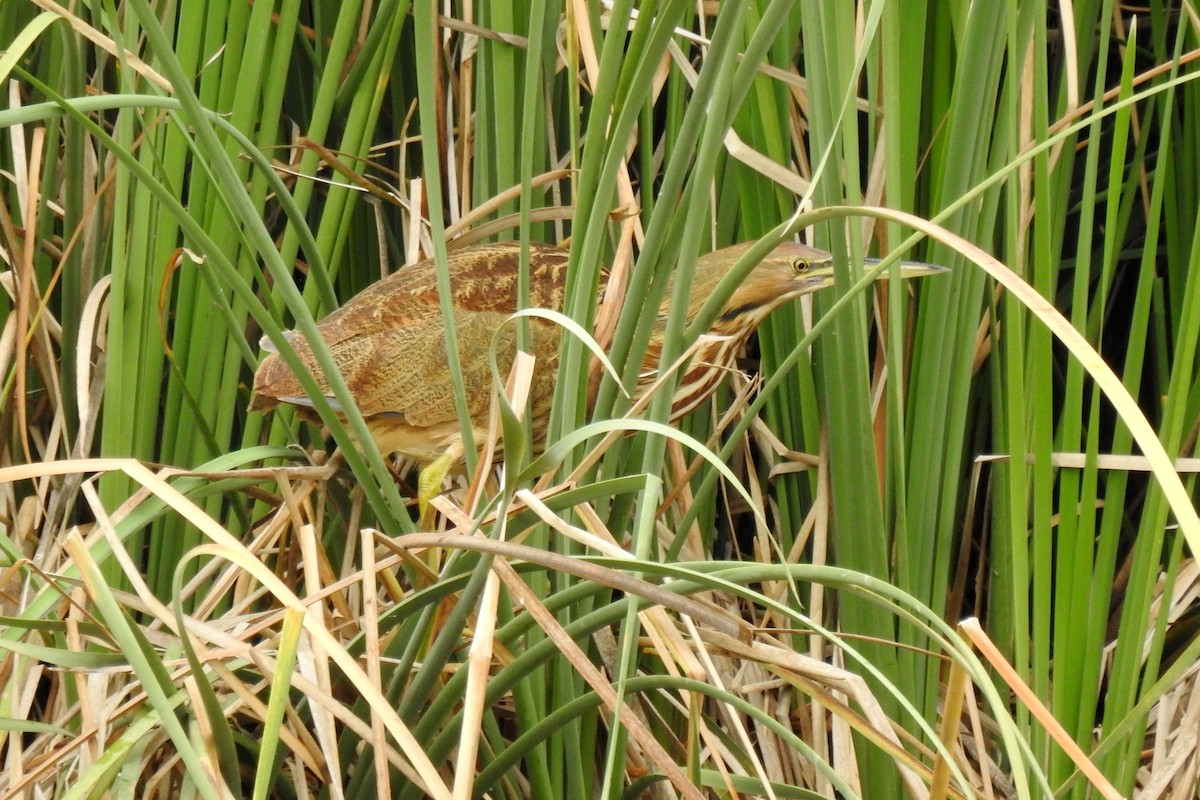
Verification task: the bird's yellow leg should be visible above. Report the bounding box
[417,439,464,522]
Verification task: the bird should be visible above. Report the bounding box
[250,240,943,486]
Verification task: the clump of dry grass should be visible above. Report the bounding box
[5,364,1198,797]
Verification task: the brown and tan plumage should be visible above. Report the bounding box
[251,244,569,463]
[250,241,942,466]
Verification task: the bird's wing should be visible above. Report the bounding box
[257,310,520,427]
[351,311,520,424]
[252,242,573,423]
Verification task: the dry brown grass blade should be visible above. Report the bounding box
[27,0,173,90]
[976,452,1200,472]
[442,169,573,241]
[930,659,972,800]
[357,524,392,797]
[960,618,1122,800]
[13,127,46,466]
[1138,660,1200,799]
[515,482,771,792]
[452,351,534,800]
[700,628,932,799]
[296,521,345,799]
[679,613,782,799]
[379,530,747,641]
[490,555,707,800]
[1129,559,1200,798]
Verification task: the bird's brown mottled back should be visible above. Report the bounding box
[250,243,573,461]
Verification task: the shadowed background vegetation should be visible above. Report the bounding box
[2,1,1199,798]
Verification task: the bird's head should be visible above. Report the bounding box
[683,241,946,337]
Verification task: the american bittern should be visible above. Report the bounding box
[250,241,942,474]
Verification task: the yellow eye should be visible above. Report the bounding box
[792,259,810,273]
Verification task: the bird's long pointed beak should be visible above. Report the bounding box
[862,257,949,278]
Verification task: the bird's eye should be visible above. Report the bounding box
[792,259,810,273]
